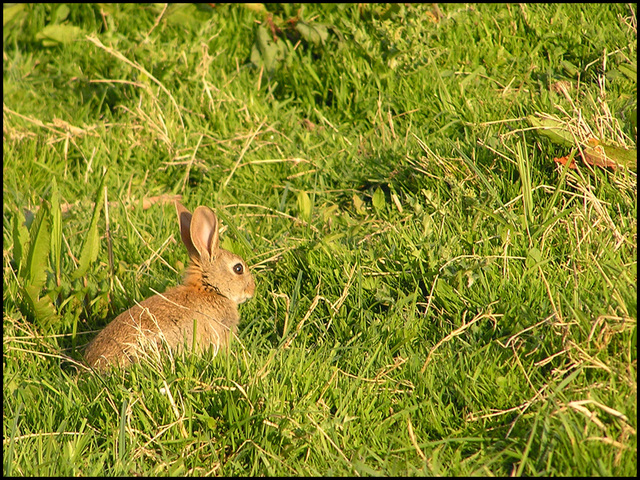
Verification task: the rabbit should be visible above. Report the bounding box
[84,202,255,371]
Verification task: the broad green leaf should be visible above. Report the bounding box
[165,3,208,28]
[243,3,268,15]
[526,247,542,269]
[297,190,312,222]
[372,187,386,212]
[560,60,579,77]
[295,22,329,46]
[21,284,40,316]
[3,4,27,27]
[35,24,84,46]
[527,115,575,147]
[73,175,106,280]
[531,115,636,171]
[618,63,637,83]
[50,178,63,285]
[353,194,366,214]
[22,285,58,327]
[251,24,286,73]
[24,201,51,292]
[380,3,404,20]
[585,143,637,171]
[12,210,29,273]
[322,204,340,222]
[51,4,70,24]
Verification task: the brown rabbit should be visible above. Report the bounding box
[84,202,255,371]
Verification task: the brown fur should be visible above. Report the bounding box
[84,203,255,371]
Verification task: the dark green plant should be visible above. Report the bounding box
[12,173,106,330]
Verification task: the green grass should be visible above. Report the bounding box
[3,3,637,476]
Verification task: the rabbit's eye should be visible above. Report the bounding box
[233,263,244,275]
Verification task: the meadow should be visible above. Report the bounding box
[3,3,637,475]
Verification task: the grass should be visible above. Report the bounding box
[3,3,637,476]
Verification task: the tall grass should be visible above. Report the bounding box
[3,3,636,476]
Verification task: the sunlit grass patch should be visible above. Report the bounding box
[3,3,636,476]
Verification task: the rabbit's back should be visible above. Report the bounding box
[84,285,239,370]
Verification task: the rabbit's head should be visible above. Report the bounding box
[176,203,255,304]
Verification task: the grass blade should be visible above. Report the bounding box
[50,177,63,287]
[4,401,24,477]
[515,139,533,233]
[12,210,29,273]
[515,413,540,476]
[456,145,517,226]
[118,398,128,463]
[72,172,106,280]
[24,200,51,291]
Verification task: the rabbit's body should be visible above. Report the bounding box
[84,203,255,371]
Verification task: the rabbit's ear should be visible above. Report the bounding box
[176,202,200,259]
[189,206,220,262]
